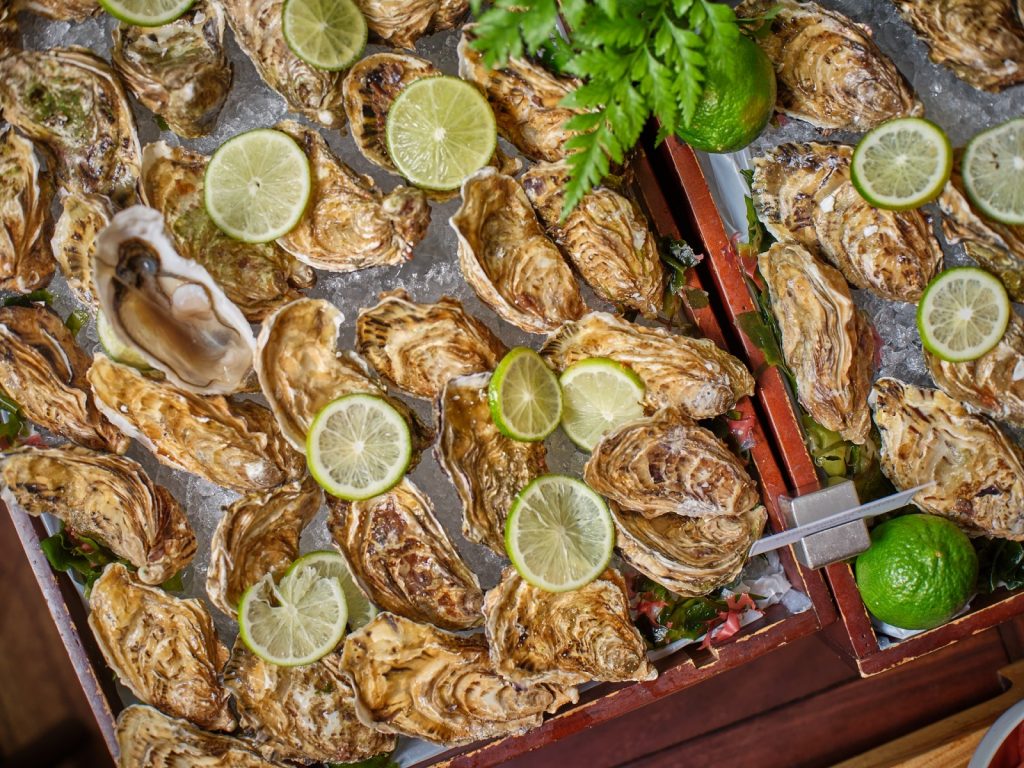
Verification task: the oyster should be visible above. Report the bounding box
[88,355,303,493]
[451,168,586,333]
[221,0,346,128]
[355,0,468,48]
[737,0,922,131]
[0,126,55,293]
[51,193,112,306]
[541,312,754,419]
[759,241,874,444]
[752,142,943,302]
[341,613,578,745]
[484,567,655,686]
[327,479,484,630]
[12,0,97,20]
[206,477,323,616]
[611,503,767,597]
[254,298,432,454]
[458,33,582,162]
[93,205,256,395]
[0,304,127,452]
[522,161,666,318]
[89,564,235,731]
[892,0,1024,92]
[275,120,430,272]
[0,446,195,586]
[224,644,397,764]
[436,372,546,554]
[0,48,140,206]
[111,1,232,138]
[142,142,315,322]
[871,378,1024,539]
[356,290,507,399]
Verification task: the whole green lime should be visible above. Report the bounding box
[855,514,978,631]
[673,34,777,153]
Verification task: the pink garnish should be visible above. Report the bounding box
[636,599,667,625]
[727,411,757,452]
[699,593,762,650]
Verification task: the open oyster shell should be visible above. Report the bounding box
[356,290,507,399]
[206,477,323,617]
[0,446,195,586]
[93,205,256,395]
[435,372,546,555]
[484,567,655,686]
[327,479,484,630]
[341,612,578,746]
[753,142,943,302]
[12,0,97,20]
[89,564,235,731]
[0,304,127,452]
[355,0,468,48]
[224,644,397,765]
[112,1,231,138]
[541,312,754,419]
[0,126,55,293]
[871,378,1024,539]
[51,193,111,306]
[0,47,140,207]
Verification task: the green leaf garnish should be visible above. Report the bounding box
[2,289,53,307]
[65,308,90,337]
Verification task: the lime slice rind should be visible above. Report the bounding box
[488,347,563,442]
[286,551,378,630]
[559,358,645,452]
[917,267,1011,362]
[282,0,367,71]
[97,310,151,370]
[963,118,1024,226]
[99,0,194,25]
[851,118,952,211]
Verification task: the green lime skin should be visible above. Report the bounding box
[855,514,978,631]
[673,34,777,154]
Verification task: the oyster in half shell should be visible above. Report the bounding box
[341,613,578,745]
[224,644,397,765]
[51,193,112,306]
[737,0,922,131]
[355,0,468,48]
[0,304,127,452]
[112,1,232,138]
[611,503,766,597]
[13,0,97,20]
[436,372,547,555]
[753,142,943,302]
[356,290,507,399]
[275,120,430,272]
[89,564,235,731]
[484,567,655,686]
[871,378,1024,539]
[0,48,140,206]
[93,205,256,395]
[893,0,1024,92]
[542,312,754,419]
[0,126,55,293]
[451,168,586,333]
[0,446,195,586]
[759,242,874,444]
[207,477,323,616]
[327,479,484,630]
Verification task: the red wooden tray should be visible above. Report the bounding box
[655,136,1024,678]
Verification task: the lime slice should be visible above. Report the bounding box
[559,358,645,451]
[96,311,150,370]
[385,76,496,191]
[238,566,347,666]
[204,129,311,244]
[917,267,1011,362]
[287,551,377,630]
[505,475,615,593]
[851,118,952,210]
[306,393,411,501]
[282,0,367,71]
[488,347,562,442]
[963,118,1024,226]
[99,0,194,25]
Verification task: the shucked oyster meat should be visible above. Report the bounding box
[871,378,1024,540]
[112,1,232,138]
[51,193,112,306]
[89,564,235,731]
[355,0,468,48]
[341,613,578,745]
[522,161,666,318]
[0,446,195,586]
[328,479,484,630]
[356,290,507,399]
[0,126,55,293]
[737,0,922,131]
[542,312,754,419]
[753,142,943,302]
[0,48,140,206]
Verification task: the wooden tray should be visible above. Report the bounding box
[4,146,836,767]
[655,136,1024,678]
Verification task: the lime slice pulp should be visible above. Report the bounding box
[917,267,1011,362]
[559,357,645,451]
[962,117,1024,226]
[282,0,367,71]
[287,551,377,630]
[488,347,562,442]
[99,0,194,25]
[851,118,952,210]
[97,310,151,370]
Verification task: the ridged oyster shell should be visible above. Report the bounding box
[355,0,468,48]
[13,0,97,20]
[0,126,55,293]
[50,193,112,306]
